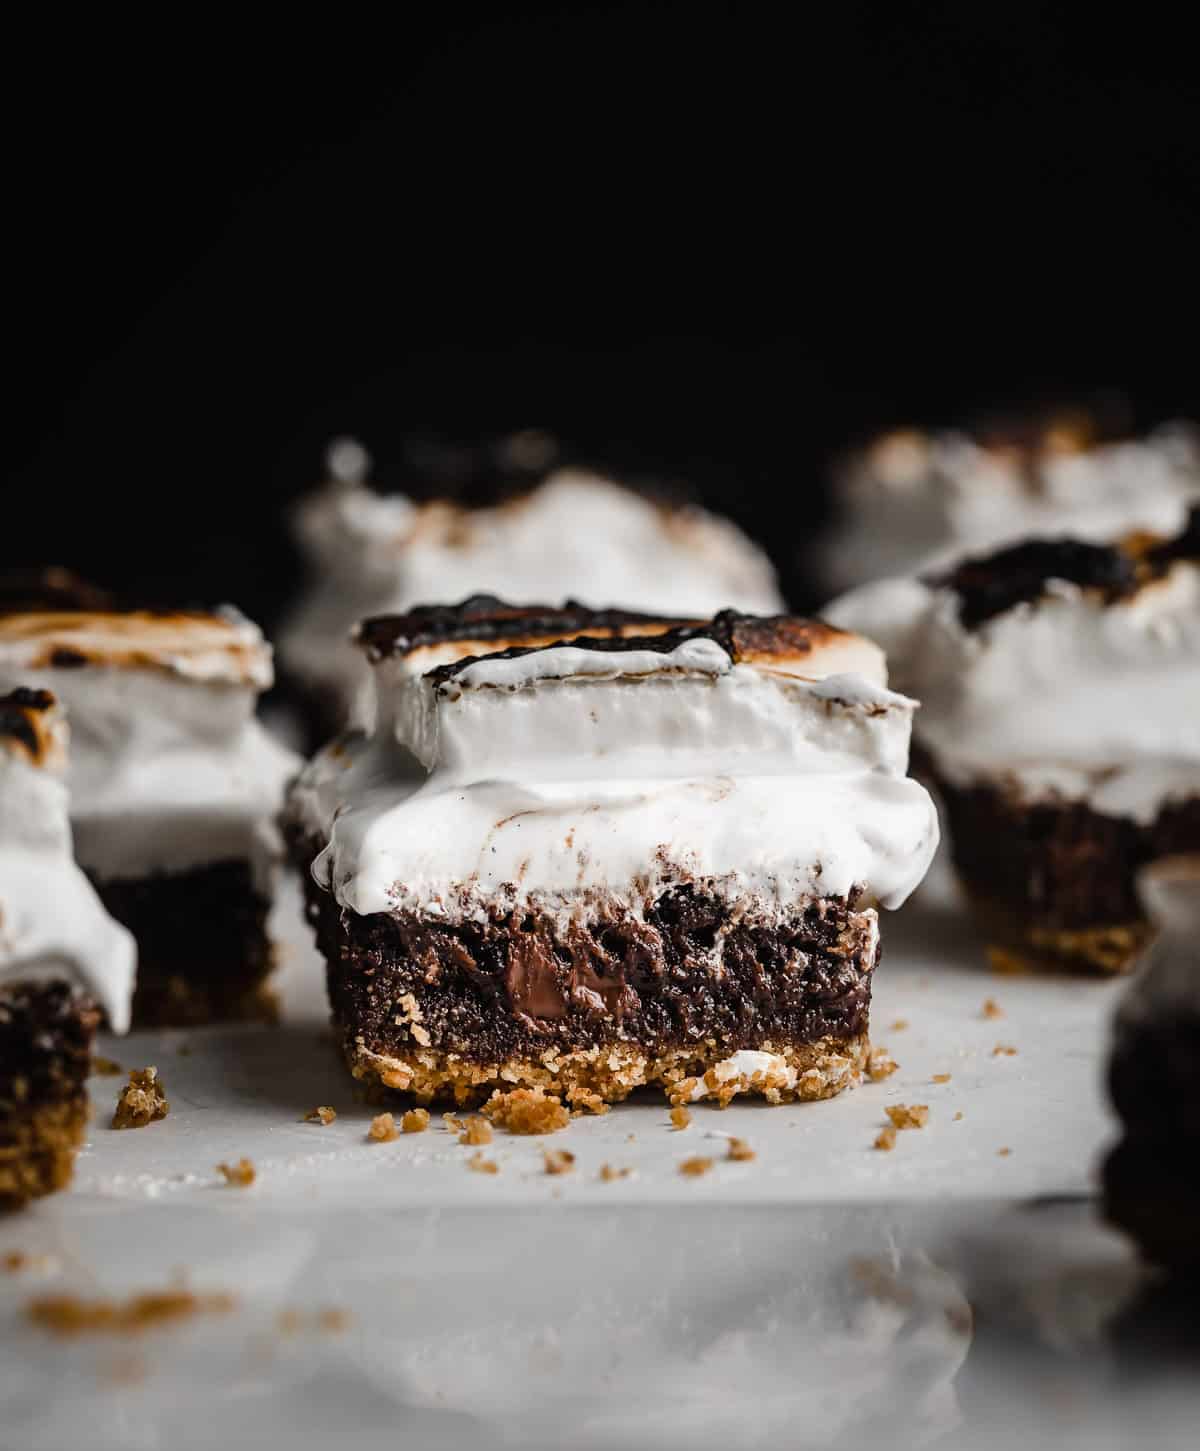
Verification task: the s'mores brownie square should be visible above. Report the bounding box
[286,602,938,1108]
[0,690,135,1208]
[0,607,299,1025]
[828,507,1200,974]
[278,434,783,743]
[1104,857,1200,1274]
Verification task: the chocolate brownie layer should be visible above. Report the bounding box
[935,776,1200,972]
[293,830,878,1104]
[0,981,98,1209]
[94,861,276,1027]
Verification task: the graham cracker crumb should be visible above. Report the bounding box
[982,998,1004,1019]
[91,1055,123,1077]
[885,1103,930,1130]
[277,1308,303,1335]
[112,1067,168,1130]
[442,1112,463,1133]
[954,1111,964,1121]
[997,1147,1012,1157]
[567,1088,610,1116]
[992,1044,1018,1057]
[318,1307,350,1333]
[27,1288,236,1337]
[467,1151,499,1175]
[890,1018,909,1031]
[874,1126,898,1151]
[679,1156,714,1178]
[727,1137,755,1162]
[216,1158,256,1188]
[599,1164,632,1182]
[931,1073,952,1084]
[669,1105,692,1130]
[866,1047,899,1081]
[3,1251,29,1273]
[368,1112,400,1142]
[482,1087,570,1135]
[304,1106,337,1126]
[401,1108,430,1134]
[393,993,430,1047]
[458,1117,493,1146]
[543,1148,576,1175]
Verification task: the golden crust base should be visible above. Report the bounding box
[345,1033,870,1109]
[967,890,1153,975]
[0,1097,88,1211]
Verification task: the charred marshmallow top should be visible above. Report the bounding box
[0,610,299,887]
[826,522,1200,824]
[280,444,785,714]
[0,690,135,1029]
[296,610,939,924]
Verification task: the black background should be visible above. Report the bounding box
[7,4,1198,621]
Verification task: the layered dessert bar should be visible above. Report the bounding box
[1104,857,1200,1274]
[1,689,135,1208]
[828,508,1200,973]
[0,608,299,1024]
[821,414,1198,594]
[279,434,783,743]
[286,601,938,1107]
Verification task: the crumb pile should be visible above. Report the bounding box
[111,1068,168,1130]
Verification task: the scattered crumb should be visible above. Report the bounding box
[568,1088,610,1116]
[467,1151,499,1175]
[318,1307,350,1333]
[442,1112,463,1133]
[458,1117,493,1146]
[401,1108,430,1134]
[954,1111,964,1121]
[599,1164,632,1182]
[727,1137,755,1162]
[997,1147,1012,1157]
[368,1112,399,1142]
[866,1046,899,1081]
[874,1126,898,1151]
[931,1073,952,1084]
[277,1308,304,1334]
[543,1148,576,1175]
[482,1087,570,1135]
[90,1055,122,1077]
[278,1307,351,1336]
[303,1106,337,1126]
[27,1289,236,1338]
[992,1044,1018,1057]
[216,1158,256,1188]
[669,1105,692,1131]
[889,1018,909,1031]
[885,1104,930,1130]
[679,1156,714,1178]
[3,1251,29,1273]
[982,998,1004,1020]
[111,1067,168,1130]
[626,1133,637,1143]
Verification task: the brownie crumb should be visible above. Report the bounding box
[866,1047,899,1081]
[112,1067,169,1130]
[543,1148,576,1175]
[679,1156,714,1178]
[885,1104,930,1130]
[727,1137,756,1162]
[216,1158,256,1188]
[27,1288,236,1337]
[91,1056,123,1077]
[304,1106,337,1126]
[874,1126,898,1151]
[368,1112,400,1142]
[401,1108,430,1134]
[992,1044,1018,1057]
[669,1105,692,1131]
[931,1073,952,1084]
[982,998,1004,1020]
[599,1164,632,1182]
[467,1151,499,1175]
[458,1117,494,1146]
[482,1087,570,1135]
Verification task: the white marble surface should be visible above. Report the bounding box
[1,860,1196,1449]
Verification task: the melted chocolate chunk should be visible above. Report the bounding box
[932,539,1138,629]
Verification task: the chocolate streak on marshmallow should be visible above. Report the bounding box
[0,688,59,766]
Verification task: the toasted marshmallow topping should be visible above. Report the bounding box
[291,609,938,925]
[0,692,135,1030]
[826,531,1200,824]
[280,449,784,720]
[824,421,1200,592]
[0,609,299,888]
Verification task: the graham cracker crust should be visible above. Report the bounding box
[345,1032,870,1109]
[0,1097,88,1211]
[969,891,1153,975]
